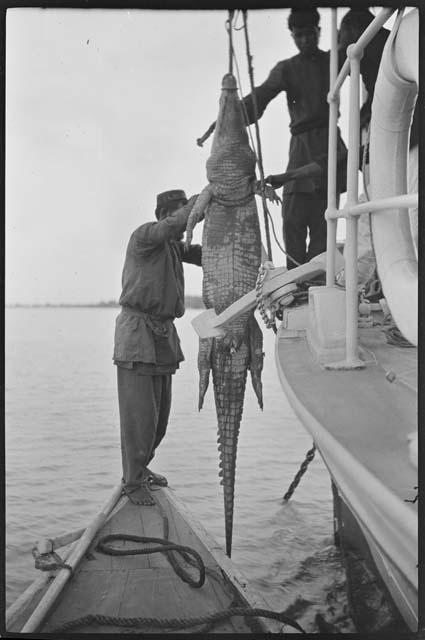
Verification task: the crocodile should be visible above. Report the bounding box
[186,73,263,557]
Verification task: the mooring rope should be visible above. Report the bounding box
[51,607,305,634]
[283,444,317,502]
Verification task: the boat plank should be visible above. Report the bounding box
[119,569,244,633]
[41,569,128,632]
[138,496,173,569]
[163,488,285,633]
[89,500,151,571]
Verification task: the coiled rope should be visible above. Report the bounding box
[51,607,305,634]
[97,532,206,588]
[98,496,205,587]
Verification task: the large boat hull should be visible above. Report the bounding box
[275,312,417,632]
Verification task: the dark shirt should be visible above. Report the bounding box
[242,49,347,194]
[113,206,202,373]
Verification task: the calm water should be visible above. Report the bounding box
[5,307,355,632]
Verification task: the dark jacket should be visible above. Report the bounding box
[242,49,347,195]
[113,204,202,371]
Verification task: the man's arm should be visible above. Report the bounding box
[131,196,198,250]
[266,137,347,188]
[241,61,287,124]
[265,163,322,188]
[200,62,287,143]
[177,242,202,266]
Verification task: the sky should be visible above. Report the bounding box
[5,6,391,305]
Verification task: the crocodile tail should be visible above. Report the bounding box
[212,338,249,556]
[198,337,212,411]
[185,185,212,250]
[248,315,264,410]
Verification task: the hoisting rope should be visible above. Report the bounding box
[197,11,302,271]
[226,10,234,75]
[283,444,316,502]
[241,10,273,264]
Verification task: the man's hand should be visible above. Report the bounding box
[187,194,199,206]
[182,194,199,215]
[255,181,282,204]
[265,172,293,189]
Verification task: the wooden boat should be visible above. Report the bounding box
[6,482,296,634]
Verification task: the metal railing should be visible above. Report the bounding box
[325,7,418,367]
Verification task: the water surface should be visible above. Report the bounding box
[5,307,354,632]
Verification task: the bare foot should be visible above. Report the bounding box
[145,468,168,487]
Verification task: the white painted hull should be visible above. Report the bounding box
[275,324,418,631]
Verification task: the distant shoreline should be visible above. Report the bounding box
[6,296,205,310]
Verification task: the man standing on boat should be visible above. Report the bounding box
[113,190,201,506]
[242,8,347,269]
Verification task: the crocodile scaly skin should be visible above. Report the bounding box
[195,74,264,557]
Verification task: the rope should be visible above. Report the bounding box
[234,15,301,268]
[255,263,277,333]
[283,444,316,502]
[226,10,235,75]
[242,10,273,263]
[197,12,302,268]
[32,547,74,574]
[51,607,305,634]
[97,513,206,589]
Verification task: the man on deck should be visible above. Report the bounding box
[242,8,347,269]
[113,190,201,505]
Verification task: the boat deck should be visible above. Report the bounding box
[276,317,417,506]
[11,487,283,634]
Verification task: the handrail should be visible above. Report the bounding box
[328,8,395,102]
[326,193,418,219]
[325,7,417,366]
[325,8,339,286]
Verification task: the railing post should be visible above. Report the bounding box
[344,45,363,367]
[326,8,339,286]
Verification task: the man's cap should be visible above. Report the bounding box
[156,189,187,209]
[288,8,320,31]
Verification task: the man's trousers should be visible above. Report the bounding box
[282,192,328,270]
[117,366,172,487]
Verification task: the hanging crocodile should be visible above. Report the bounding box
[185,73,263,557]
